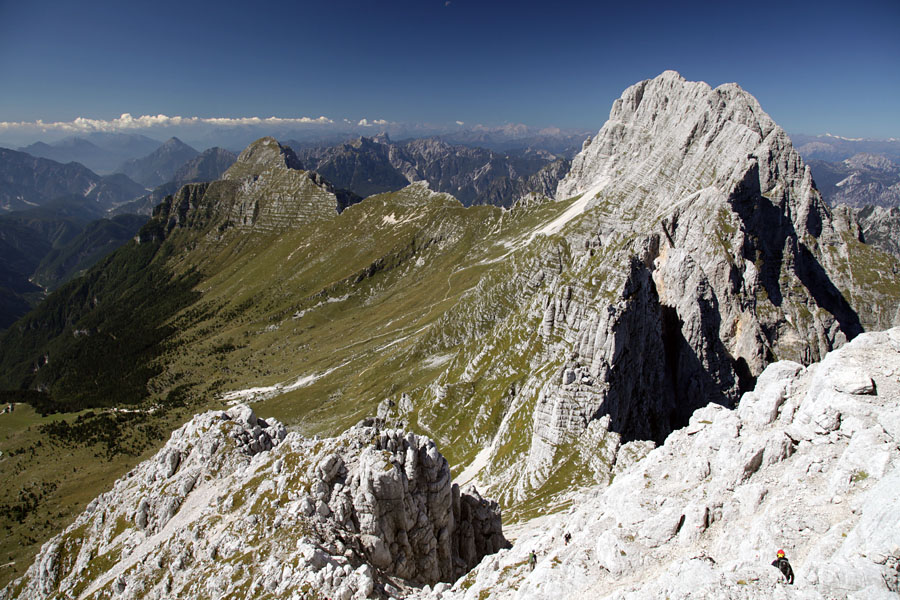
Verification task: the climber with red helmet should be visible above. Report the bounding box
[772,549,794,584]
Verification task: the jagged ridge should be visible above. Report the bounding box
[2,406,507,599]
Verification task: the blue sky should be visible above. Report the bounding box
[1,0,898,138]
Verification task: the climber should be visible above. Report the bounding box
[771,549,794,584]
[564,532,571,545]
[529,551,537,571]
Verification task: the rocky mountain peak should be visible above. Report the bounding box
[224,136,304,180]
[137,136,358,240]
[159,136,190,151]
[559,70,787,214]
[471,71,895,504]
[115,137,199,188]
[843,152,897,172]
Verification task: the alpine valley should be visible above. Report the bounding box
[2,72,899,599]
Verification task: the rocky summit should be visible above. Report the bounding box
[2,406,506,600]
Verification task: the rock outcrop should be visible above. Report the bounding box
[424,327,900,599]
[2,407,506,600]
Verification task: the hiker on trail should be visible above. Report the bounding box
[529,551,537,571]
[772,549,794,584]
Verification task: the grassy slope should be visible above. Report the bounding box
[0,404,166,586]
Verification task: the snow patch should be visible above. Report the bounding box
[220,365,344,404]
[510,175,611,250]
[454,445,492,488]
[423,353,454,369]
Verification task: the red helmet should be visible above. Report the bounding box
[777,549,785,557]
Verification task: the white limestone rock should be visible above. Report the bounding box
[424,328,900,599]
[2,408,507,600]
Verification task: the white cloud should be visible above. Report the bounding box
[0,113,334,133]
[357,118,389,127]
[456,120,465,126]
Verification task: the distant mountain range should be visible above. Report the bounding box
[0,149,151,328]
[0,147,145,212]
[19,132,163,174]
[115,137,200,188]
[805,153,900,208]
[791,133,900,162]
[438,125,590,156]
[291,134,572,207]
[0,143,243,328]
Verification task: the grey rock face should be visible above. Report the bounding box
[224,136,304,178]
[429,328,900,600]
[534,73,836,446]
[350,427,508,583]
[856,204,900,258]
[2,406,505,600]
[551,70,863,396]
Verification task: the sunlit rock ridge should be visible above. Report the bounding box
[2,408,507,599]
